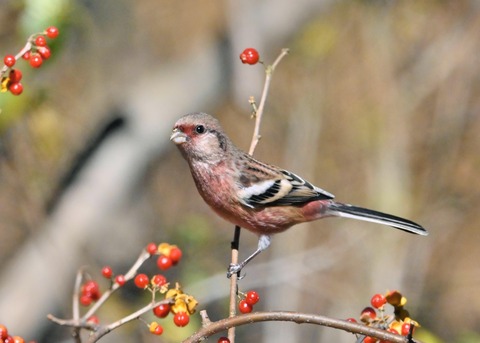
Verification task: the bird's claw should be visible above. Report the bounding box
[227,263,245,279]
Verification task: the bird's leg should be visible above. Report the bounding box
[227,235,271,278]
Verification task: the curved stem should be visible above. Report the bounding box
[183,311,423,343]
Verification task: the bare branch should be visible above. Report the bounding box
[248,48,289,155]
[183,311,424,343]
[228,48,289,343]
[82,249,150,320]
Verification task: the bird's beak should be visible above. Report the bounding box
[170,128,188,144]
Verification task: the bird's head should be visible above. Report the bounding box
[170,112,230,163]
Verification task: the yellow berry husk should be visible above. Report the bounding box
[186,295,199,314]
[166,288,182,299]
[172,298,189,314]
[158,243,172,256]
[149,321,159,333]
[389,320,402,333]
[404,317,421,327]
[1,77,9,92]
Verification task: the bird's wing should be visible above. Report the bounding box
[236,156,334,208]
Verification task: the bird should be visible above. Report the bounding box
[170,112,428,277]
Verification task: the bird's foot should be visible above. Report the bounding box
[227,263,245,279]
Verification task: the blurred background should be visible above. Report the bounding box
[0,0,479,342]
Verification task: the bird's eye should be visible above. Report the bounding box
[195,125,206,134]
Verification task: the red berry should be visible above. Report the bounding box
[35,36,47,47]
[4,336,14,343]
[157,255,172,270]
[146,242,157,255]
[38,46,51,60]
[153,303,171,318]
[360,307,376,322]
[245,290,260,306]
[0,324,9,339]
[149,322,163,335]
[82,280,100,300]
[9,82,23,96]
[115,274,126,286]
[29,53,43,68]
[346,317,357,323]
[151,274,167,287]
[173,312,190,327]
[87,316,99,324]
[218,337,230,343]
[363,336,377,343]
[134,273,149,289]
[401,322,414,336]
[238,299,253,314]
[4,55,15,67]
[371,293,387,309]
[12,337,24,343]
[152,324,163,335]
[239,48,260,65]
[45,26,59,39]
[80,294,92,306]
[9,69,22,83]
[101,266,113,279]
[169,246,182,264]
[22,51,31,60]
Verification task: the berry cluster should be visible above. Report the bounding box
[213,290,260,342]
[238,290,260,314]
[0,324,34,343]
[239,48,260,65]
[154,242,183,270]
[79,280,101,306]
[149,284,197,335]
[346,290,419,343]
[74,242,196,338]
[1,26,59,96]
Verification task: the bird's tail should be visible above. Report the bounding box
[328,202,428,236]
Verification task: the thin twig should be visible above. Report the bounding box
[0,40,32,79]
[72,268,85,321]
[86,299,172,343]
[228,48,289,343]
[82,249,150,320]
[182,311,423,343]
[48,248,152,343]
[228,227,241,342]
[48,298,172,343]
[248,48,289,155]
[72,268,86,343]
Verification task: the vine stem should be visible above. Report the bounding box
[227,48,289,343]
[184,311,423,343]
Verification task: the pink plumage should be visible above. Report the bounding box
[171,112,427,275]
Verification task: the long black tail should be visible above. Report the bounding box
[328,202,428,236]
